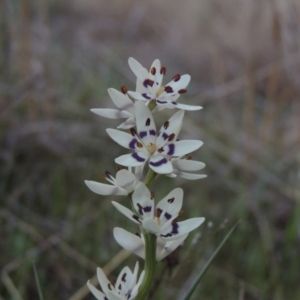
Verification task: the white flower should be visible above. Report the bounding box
[85,168,139,196]
[87,261,144,300]
[127,57,202,111]
[167,156,207,180]
[91,88,135,129]
[112,183,205,240]
[106,102,203,174]
[113,227,188,261]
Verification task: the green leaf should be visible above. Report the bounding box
[183,221,240,300]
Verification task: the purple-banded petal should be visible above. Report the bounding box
[117,117,136,129]
[156,234,188,261]
[128,91,152,101]
[115,152,149,167]
[161,217,205,240]
[112,201,141,225]
[164,140,203,157]
[128,57,149,82]
[142,218,161,235]
[115,169,137,193]
[91,108,132,120]
[135,102,157,145]
[168,74,191,91]
[132,183,154,218]
[172,160,206,172]
[106,128,143,150]
[87,281,106,300]
[156,188,183,224]
[85,180,128,196]
[156,110,184,148]
[97,267,112,295]
[175,103,203,111]
[107,88,134,111]
[113,228,145,259]
[149,154,173,174]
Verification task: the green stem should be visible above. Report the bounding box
[144,169,157,187]
[135,230,157,300]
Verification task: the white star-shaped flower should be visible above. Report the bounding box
[91,88,136,129]
[113,227,188,261]
[112,183,205,240]
[85,168,139,196]
[127,57,202,111]
[87,261,144,300]
[106,102,203,174]
[167,156,207,180]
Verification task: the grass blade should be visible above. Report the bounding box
[183,221,240,300]
[33,262,45,300]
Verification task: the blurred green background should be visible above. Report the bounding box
[1,0,300,299]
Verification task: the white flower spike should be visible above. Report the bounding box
[91,88,136,129]
[113,227,188,261]
[85,168,139,196]
[87,261,145,300]
[106,102,203,174]
[112,182,205,240]
[127,57,202,111]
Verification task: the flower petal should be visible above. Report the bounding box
[175,103,203,111]
[117,117,136,129]
[128,91,152,101]
[174,172,207,180]
[87,281,106,300]
[115,152,149,167]
[85,180,128,196]
[160,217,205,240]
[156,234,188,261]
[132,182,154,219]
[156,188,183,224]
[172,159,206,172]
[164,140,203,157]
[106,128,143,150]
[115,169,137,193]
[128,57,149,81]
[149,154,173,174]
[156,110,184,148]
[113,228,145,259]
[107,88,134,111]
[91,109,132,119]
[112,201,141,224]
[131,270,145,298]
[149,59,163,87]
[142,218,161,234]
[97,267,112,295]
[135,102,157,145]
[168,74,191,91]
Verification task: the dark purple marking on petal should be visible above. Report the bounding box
[171,222,179,234]
[132,214,142,224]
[157,100,167,104]
[144,206,152,213]
[142,93,151,100]
[160,233,172,238]
[162,132,169,140]
[149,130,156,136]
[171,101,177,105]
[129,138,137,149]
[164,212,172,220]
[132,152,146,162]
[167,144,175,155]
[139,131,147,139]
[150,158,168,167]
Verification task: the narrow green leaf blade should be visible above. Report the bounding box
[183,221,240,300]
[33,262,45,300]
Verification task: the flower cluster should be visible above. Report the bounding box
[86,58,206,299]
